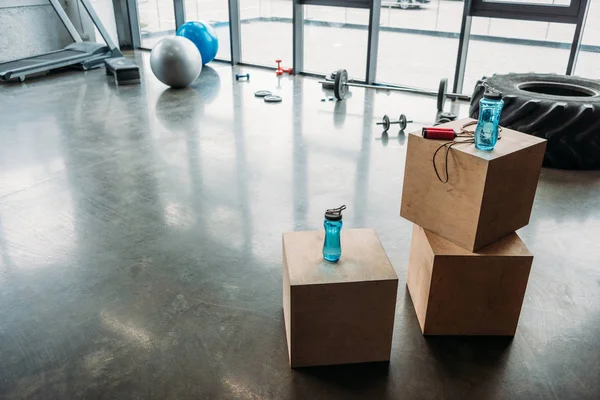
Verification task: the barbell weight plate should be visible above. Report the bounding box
[264,95,282,103]
[322,71,336,89]
[341,70,349,98]
[340,70,349,99]
[398,114,407,131]
[437,78,448,112]
[254,90,272,97]
[333,69,348,101]
[439,111,457,121]
[382,115,391,133]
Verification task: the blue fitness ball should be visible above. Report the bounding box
[176,21,219,65]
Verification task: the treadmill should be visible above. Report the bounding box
[0,0,122,82]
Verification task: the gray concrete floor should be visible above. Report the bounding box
[0,52,599,399]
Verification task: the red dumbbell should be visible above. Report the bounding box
[276,60,293,75]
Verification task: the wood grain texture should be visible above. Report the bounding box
[400,126,487,251]
[282,229,398,285]
[282,239,292,361]
[406,224,435,333]
[407,225,533,336]
[282,229,399,367]
[400,118,546,252]
[431,118,546,160]
[475,143,546,250]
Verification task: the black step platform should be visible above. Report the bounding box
[105,57,140,85]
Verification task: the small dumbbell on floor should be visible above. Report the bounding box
[236,73,250,81]
[376,114,413,133]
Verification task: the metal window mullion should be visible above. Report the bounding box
[366,0,380,84]
[126,0,141,49]
[453,0,473,95]
[228,0,241,64]
[471,0,580,23]
[112,0,131,48]
[566,0,590,75]
[293,2,304,74]
[173,0,186,29]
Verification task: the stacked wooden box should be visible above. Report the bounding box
[282,229,399,367]
[400,119,546,335]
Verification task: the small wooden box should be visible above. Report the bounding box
[407,225,533,336]
[282,229,398,368]
[400,118,546,252]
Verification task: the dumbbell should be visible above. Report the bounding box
[275,60,293,76]
[376,114,412,133]
[236,73,250,81]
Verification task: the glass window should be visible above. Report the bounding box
[303,5,369,78]
[240,0,292,67]
[482,0,570,5]
[138,0,176,49]
[184,0,231,61]
[463,17,574,93]
[376,1,461,91]
[575,0,600,79]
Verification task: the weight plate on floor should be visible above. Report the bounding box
[399,114,407,131]
[381,114,391,133]
[254,90,272,97]
[264,95,282,103]
[437,78,448,112]
[333,69,348,101]
[439,111,457,121]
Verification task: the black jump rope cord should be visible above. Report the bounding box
[432,138,474,183]
[432,122,503,184]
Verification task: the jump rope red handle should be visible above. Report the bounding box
[422,127,457,140]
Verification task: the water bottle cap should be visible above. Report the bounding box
[325,205,346,221]
[484,90,502,100]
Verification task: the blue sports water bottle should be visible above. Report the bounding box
[323,205,346,263]
[474,90,504,151]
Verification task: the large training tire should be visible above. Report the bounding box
[469,73,600,169]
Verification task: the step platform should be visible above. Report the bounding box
[105,57,140,85]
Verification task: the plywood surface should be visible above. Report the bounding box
[475,143,546,249]
[426,252,532,335]
[290,279,398,367]
[401,131,488,250]
[406,225,435,332]
[406,225,534,336]
[412,118,547,161]
[423,227,532,257]
[282,229,398,286]
[401,119,546,252]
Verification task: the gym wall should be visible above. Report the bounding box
[64,0,119,47]
[0,1,71,63]
[0,0,118,63]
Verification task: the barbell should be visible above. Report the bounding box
[319,69,470,111]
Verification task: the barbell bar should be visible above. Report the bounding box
[318,69,471,111]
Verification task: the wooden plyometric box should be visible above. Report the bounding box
[282,229,398,368]
[407,225,533,336]
[400,118,546,252]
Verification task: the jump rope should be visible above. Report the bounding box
[423,121,503,184]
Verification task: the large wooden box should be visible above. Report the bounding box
[282,229,398,368]
[407,225,533,336]
[400,118,546,251]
